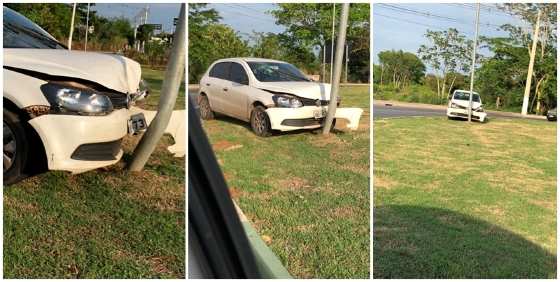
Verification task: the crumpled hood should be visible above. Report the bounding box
[255,81,332,100]
[4,49,141,93]
[453,99,482,109]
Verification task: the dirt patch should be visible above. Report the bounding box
[278,177,311,190]
[229,187,242,199]
[212,140,243,152]
[122,171,184,212]
[374,176,397,189]
[146,255,176,276]
[331,206,356,218]
[4,196,39,213]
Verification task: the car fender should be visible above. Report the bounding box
[3,68,50,108]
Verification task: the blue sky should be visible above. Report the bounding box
[93,3,181,33]
[208,3,284,41]
[372,3,530,67]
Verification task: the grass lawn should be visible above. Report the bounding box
[140,67,186,110]
[201,85,370,278]
[4,67,185,278]
[374,117,556,278]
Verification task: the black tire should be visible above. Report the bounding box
[198,94,214,120]
[250,106,272,137]
[3,108,29,185]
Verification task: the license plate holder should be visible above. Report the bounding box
[128,113,147,135]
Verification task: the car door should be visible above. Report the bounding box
[221,62,250,121]
[204,62,230,113]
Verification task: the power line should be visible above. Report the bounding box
[378,4,503,29]
[373,11,473,37]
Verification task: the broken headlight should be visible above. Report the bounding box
[40,83,113,115]
[272,94,303,108]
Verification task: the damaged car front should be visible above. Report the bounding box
[198,58,363,137]
[3,7,167,184]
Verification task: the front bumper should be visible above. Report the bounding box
[266,106,363,131]
[28,109,130,173]
[447,108,487,122]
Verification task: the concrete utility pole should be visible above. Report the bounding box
[84,3,90,51]
[322,3,349,135]
[467,3,480,122]
[345,43,349,83]
[521,9,541,116]
[129,4,186,171]
[68,3,77,50]
[330,3,336,83]
[322,43,326,82]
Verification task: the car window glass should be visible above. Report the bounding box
[3,7,65,49]
[247,62,309,82]
[230,63,248,85]
[209,62,230,80]
[453,91,480,103]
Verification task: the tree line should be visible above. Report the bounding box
[373,3,557,114]
[188,3,370,84]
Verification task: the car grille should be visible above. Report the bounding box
[281,118,323,127]
[300,97,339,107]
[104,92,130,109]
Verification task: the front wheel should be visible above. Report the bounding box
[3,108,29,185]
[250,106,272,137]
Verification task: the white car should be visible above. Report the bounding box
[197,57,362,136]
[446,90,487,122]
[3,7,183,184]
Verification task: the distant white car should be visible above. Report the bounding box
[197,57,362,136]
[446,90,487,122]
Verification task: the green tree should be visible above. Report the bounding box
[377,50,425,89]
[270,3,369,81]
[418,28,473,102]
[188,4,249,83]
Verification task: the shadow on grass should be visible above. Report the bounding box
[374,205,556,279]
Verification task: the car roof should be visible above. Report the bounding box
[215,57,287,64]
[454,89,479,95]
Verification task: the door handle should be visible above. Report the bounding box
[206,83,210,86]
[223,88,228,92]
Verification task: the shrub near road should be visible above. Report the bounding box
[374,117,556,278]
[4,67,185,278]
[201,85,370,278]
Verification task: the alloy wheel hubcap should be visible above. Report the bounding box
[3,121,16,173]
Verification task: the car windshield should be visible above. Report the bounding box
[454,91,480,103]
[3,7,66,49]
[247,61,310,82]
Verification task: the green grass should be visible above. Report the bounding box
[374,84,444,105]
[374,117,556,278]
[4,67,185,278]
[201,85,370,278]
[140,66,186,110]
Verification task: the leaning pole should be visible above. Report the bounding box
[128,4,186,171]
[322,3,350,135]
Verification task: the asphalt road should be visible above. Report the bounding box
[373,102,547,121]
[373,103,444,118]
